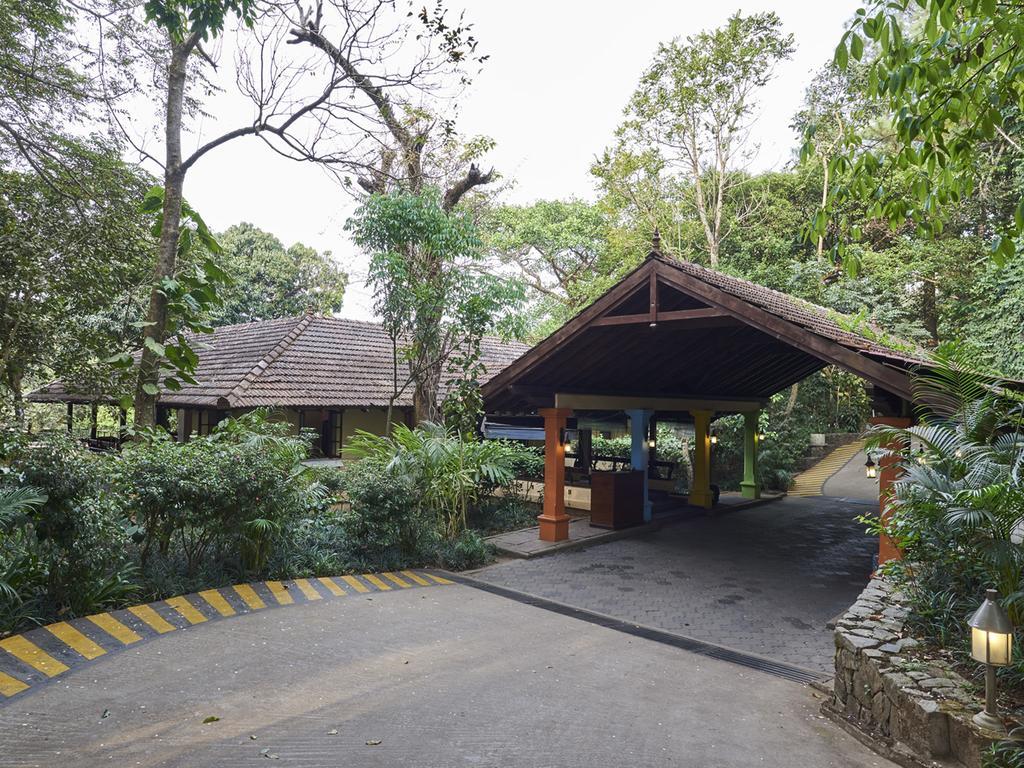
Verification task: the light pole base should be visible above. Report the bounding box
[972,709,1006,735]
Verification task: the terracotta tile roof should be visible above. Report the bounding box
[656,254,932,367]
[28,316,531,409]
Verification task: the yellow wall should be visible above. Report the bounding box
[340,408,391,459]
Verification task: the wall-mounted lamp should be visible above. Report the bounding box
[756,432,766,441]
[865,454,877,479]
[560,427,578,446]
[709,434,718,445]
[969,588,1014,734]
[647,438,656,449]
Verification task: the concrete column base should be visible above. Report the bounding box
[688,490,713,509]
[537,513,570,542]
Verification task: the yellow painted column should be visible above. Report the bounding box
[689,409,713,509]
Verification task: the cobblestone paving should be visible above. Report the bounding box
[474,496,877,673]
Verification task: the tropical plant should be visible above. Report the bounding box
[347,422,517,540]
[868,344,1024,626]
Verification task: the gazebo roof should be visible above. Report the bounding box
[482,252,931,414]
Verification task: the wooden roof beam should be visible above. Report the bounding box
[554,393,764,413]
[592,307,734,327]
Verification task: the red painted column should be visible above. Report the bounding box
[538,407,572,542]
[869,416,912,566]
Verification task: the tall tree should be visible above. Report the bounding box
[811,0,1024,269]
[82,0,488,427]
[0,144,154,426]
[482,200,610,324]
[616,12,794,267]
[213,224,347,324]
[347,191,523,425]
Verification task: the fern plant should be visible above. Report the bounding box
[867,341,1024,624]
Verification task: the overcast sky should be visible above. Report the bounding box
[181,1,862,320]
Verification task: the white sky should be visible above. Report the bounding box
[180,1,861,320]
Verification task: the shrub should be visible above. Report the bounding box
[347,422,517,539]
[0,434,139,633]
[337,458,435,571]
[868,344,1024,693]
[468,496,539,535]
[113,410,327,577]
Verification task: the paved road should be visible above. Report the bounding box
[823,450,881,503]
[474,495,878,673]
[1,583,893,767]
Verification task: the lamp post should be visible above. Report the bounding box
[969,588,1014,734]
[865,454,877,479]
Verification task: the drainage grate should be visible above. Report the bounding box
[449,573,829,686]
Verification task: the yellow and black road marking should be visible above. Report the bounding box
[0,570,453,703]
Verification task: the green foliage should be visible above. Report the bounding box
[812,0,1024,268]
[614,12,795,266]
[348,191,524,425]
[347,422,517,540]
[0,432,139,632]
[0,144,155,420]
[336,458,433,571]
[983,732,1024,768]
[482,199,612,334]
[212,223,347,325]
[712,369,870,491]
[866,344,1024,691]
[113,410,326,576]
[107,187,232,401]
[144,0,255,42]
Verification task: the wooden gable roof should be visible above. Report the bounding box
[482,253,931,413]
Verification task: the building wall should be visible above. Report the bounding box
[340,408,391,459]
[173,405,408,459]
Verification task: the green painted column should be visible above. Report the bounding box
[741,410,760,499]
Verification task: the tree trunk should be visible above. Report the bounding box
[921,278,939,345]
[6,365,24,430]
[133,37,193,428]
[784,383,799,416]
[817,155,830,259]
[413,359,442,424]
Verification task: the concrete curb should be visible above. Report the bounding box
[0,569,453,704]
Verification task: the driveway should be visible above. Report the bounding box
[0,581,893,767]
[473,490,878,673]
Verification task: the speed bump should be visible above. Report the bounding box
[0,570,452,703]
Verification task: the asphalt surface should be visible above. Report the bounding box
[0,583,894,767]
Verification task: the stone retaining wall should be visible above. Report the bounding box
[829,577,999,767]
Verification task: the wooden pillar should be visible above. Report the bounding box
[689,409,713,509]
[870,416,912,566]
[89,403,99,440]
[66,402,73,434]
[741,410,760,499]
[177,409,192,443]
[627,409,653,522]
[118,408,127,444]
[538,408,572,542]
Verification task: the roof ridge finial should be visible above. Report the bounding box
[651,226,662,257]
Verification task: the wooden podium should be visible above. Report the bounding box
[589,470,644,529]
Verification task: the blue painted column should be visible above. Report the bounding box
[627,409,653,522]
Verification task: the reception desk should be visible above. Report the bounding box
[589,470,644,529]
